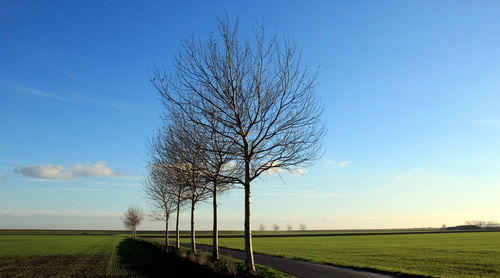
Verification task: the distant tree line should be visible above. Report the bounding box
[259,223,307,232]
[465,220,500,229]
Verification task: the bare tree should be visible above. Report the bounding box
[286,224,293,232]
[179,111,237,260]
[259,224,266,231]
[149,127,189,249]
[299,223,307,231]
[165,121,211,253]
[144,163,178,249]
[122,206,144,239]
[153,17,324,272]
[272,224,280,231]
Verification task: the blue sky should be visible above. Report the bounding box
[1,0,499,230]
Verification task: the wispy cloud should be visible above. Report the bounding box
[6,84,64,100]
[2,83,151,115]
[325,160,352,168]
[0,157,18,164]
[15,161,119,180]
[70,94,151,115]
[61,187,103,192]
[22,178,141,187]
[0,209,121,218]
[264,166,309,177]
[257,190,349,199]
[394,174,406,180]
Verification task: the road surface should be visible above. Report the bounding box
[193,244,396,278]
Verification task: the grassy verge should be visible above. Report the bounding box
[145,239,296,278]
[175,231,500,278]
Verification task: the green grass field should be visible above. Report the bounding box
[183,231,500,278]
[3,230,500,277]
[0,228,445,237]
[0,235,226,278]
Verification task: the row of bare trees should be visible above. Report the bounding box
[259,223,307,231]
[465,220,500,229]
[144,16,324,273]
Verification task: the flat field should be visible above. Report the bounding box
[188,231,500,278]
[0,235,221,278]
[0,228,443,238]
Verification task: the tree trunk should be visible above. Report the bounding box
[176,202,180,249]
[165,217,169,249]
[244,160,255,273]
[213,185,219,260]
[191,198,196,252]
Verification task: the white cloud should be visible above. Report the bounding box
[290,167,308,176]
[325,160,351,168]
[15,164,73,179]
[263,166,309,176]
[264,167,286,176]
[338,160,351,167]
[257,190,349,199]
[71,161,116,177]
[14,161,118,179]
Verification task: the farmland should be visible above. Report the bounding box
[0,234,223,278]
[183,231,500,278]
[3,230,500,278]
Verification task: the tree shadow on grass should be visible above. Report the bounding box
[113,238,221,278]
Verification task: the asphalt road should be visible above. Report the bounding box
[194,244,395,278]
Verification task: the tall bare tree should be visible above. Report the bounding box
[122,206,144,239]
[154,17,324,272]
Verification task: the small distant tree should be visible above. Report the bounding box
[259,224,266,231]
[441,224,446,230]
[123,206,144,239]
[286,224,293,231]
[272,224,280,231]
[299,223,307,231]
